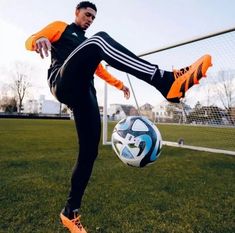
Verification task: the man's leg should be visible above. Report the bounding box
[62,31,158,84]
[66,86,101,214]
[61,31,212,103]
[60,85,100,233]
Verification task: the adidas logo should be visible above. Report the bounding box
[72,32,78,37]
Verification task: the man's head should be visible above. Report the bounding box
[75,1,97,30]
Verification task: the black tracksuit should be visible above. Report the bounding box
[25,21,162,212]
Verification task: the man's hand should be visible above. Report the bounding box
[121,85,130,99]
[35,37,51,59]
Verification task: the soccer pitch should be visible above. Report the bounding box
[0,119,234,233]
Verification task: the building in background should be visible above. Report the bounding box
[24,95,61,114]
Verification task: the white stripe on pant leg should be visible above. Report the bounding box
[64,35,156,74]
[65,35,156,72]
[63,40,153,75]
[79,39,155,74]
[92,36,156,70]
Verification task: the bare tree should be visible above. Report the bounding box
[180,98,189,123]
[216,70,235,110]
[0,96,17,113]
[205,85,212,107]
[216,70,235,125]
[10,61,32,113]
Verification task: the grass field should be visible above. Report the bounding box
[107,122,235,151]
[0,119,234,233]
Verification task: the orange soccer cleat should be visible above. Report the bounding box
[60,209,87,233]
[166,54,212,103]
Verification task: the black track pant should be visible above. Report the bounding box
[66,87,101,210]
[51,31,160,210]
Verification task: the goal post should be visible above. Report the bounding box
[102,27,235,156]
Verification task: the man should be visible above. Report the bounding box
[25,1,212,232]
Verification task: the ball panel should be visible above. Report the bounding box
[132,119,149,131]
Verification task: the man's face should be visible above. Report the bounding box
[75,7,96,30]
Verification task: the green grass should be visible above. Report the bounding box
[157,124,235,151]
[0,119,234,233]
[107,122,235,151]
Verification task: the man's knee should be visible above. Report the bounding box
[78,149,99,165]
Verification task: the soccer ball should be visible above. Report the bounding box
[111,116,162,167]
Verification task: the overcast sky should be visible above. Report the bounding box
[0,0,234,107]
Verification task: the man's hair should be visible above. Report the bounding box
[76,1,97,12]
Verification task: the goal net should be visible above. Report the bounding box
[101,28,235,155]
